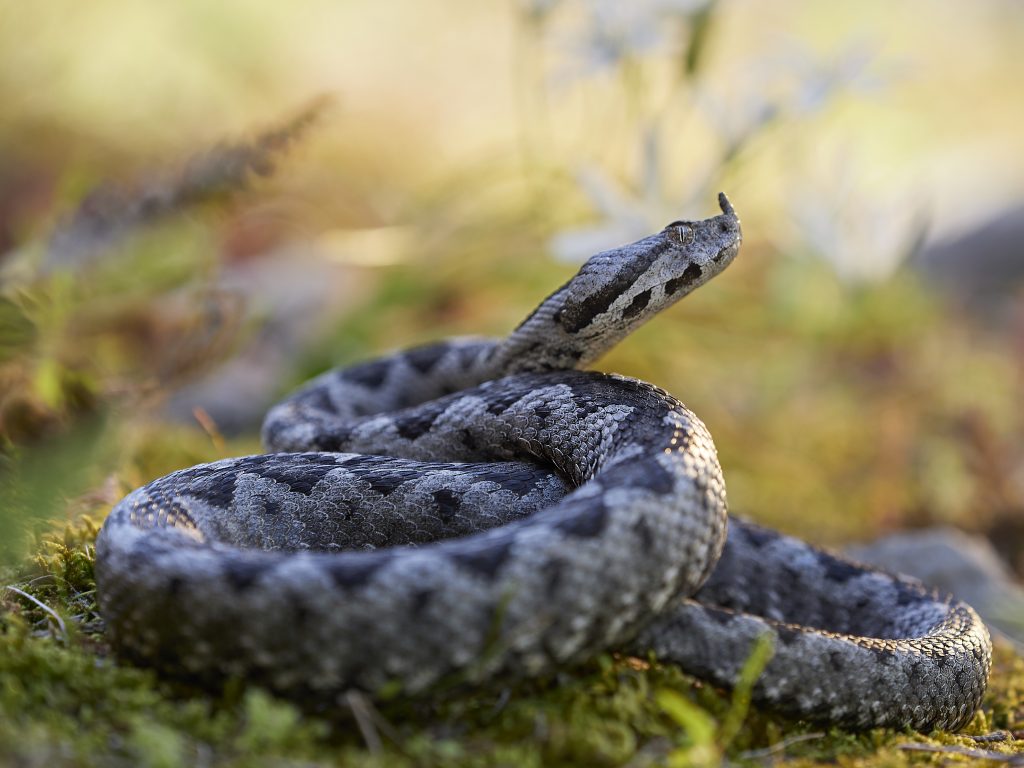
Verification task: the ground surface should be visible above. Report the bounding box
[2,466,1024,767]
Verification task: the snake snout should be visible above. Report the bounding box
[717,192,736,218]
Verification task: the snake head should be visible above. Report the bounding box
[554,194,742,338]
[660,192,742,280]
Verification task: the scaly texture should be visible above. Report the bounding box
[95,195,991,731]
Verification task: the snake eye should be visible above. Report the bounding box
[665,222,694,246]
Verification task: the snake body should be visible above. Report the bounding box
[95,195,991,731]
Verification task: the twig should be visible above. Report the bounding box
[974,732,1013,744]
[345,691,382,755]
[489,688,512,719]
[899,743,1024,764]
[22,574,57,588]
[3,585,68,639]
[193,406,226,453]
[736,732,825,760]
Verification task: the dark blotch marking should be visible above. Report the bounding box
[337,457,422,496]
[705,607,737,627]
[567,393,598,418]
[485,387,527,415]
[456,342,486,369]
[394,407,444,441]
[622,288,652,320]
[552,346,584,364]
[295,385,334,413]
[774,624,801,644]
[472,465,546,495]
[529,401,554,423]
[405,344,447,375]
[634,515,654,551]
[468,466,548,495]
[339,460,423,495]
[714,248,729,262]
[604,458,675,495]
[558,239,671,333]
[519,340,544,356]
[327,559,383,589]
[553,501,608,539]
[821,556,863,584]
[187,469,238,510]
[365,470,422,496]
[541,558,564,595]
[740,525,776,550]
[344,359,391,389]
[257,461,337,496]
[224,559,268,592]
[410,588,433,617]
[896,584,924,606]
[868,645,898,663]
[452,539,514,579]
[318,425,355,451]
[665,263,704,297]
[432,488,462,523]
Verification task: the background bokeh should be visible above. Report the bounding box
[2,0,1024,566]
[3,2,1024,765]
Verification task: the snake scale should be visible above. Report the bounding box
[96,194,992,731]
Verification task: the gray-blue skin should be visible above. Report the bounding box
[95,194,991,731]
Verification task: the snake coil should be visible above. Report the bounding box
[96,194,991,730]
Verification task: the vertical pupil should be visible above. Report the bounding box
[667,224,693,246]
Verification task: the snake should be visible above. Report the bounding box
[95,194,992,731]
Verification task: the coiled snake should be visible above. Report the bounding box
[96,194,991,731]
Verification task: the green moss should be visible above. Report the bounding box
[1,513,1022,767]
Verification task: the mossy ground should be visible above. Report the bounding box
[2,432,1024,767]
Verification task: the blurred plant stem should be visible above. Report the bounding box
[513,3,553,178]
[0,413,111,565]
[0,100,329,445]
[42,97,330,276]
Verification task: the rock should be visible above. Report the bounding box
[913,203,1024,319]
[164,247,367,434]
[849,528,1024,649]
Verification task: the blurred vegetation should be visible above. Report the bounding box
[2,0,1024,765]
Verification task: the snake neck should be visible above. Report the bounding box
[487,193,741,375]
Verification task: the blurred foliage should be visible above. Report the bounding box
[1,0,1024,764]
